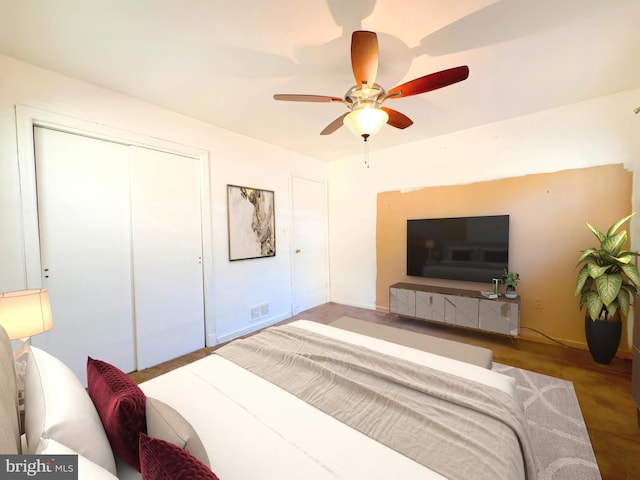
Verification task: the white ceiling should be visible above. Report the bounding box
[1,0,639,162]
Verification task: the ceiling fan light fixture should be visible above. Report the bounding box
[273,32,470,140]
[343,106,388,139]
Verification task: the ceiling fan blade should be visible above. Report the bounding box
[382,107,413,129]
[387,66,469,99]
[351,30,378,88]
[320,113,349,135]
[273,94,343,103]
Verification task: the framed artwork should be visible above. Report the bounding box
[227,184,276,261]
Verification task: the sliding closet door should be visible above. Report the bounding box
[33,127,136,384]
[129,147,205,369]
[32,128,206,382]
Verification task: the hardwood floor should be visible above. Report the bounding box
[129,302,640,480]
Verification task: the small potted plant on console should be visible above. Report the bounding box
[502,268,520,299]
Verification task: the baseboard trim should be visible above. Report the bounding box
[213,313,290,345]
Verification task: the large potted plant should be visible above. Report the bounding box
[575,213,640,364]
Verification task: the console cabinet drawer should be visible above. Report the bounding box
[415,291,445,323]
[390,287,416,317]
[479,299,519,336]
[445,296,479,328]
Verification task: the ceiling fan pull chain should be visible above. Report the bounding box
[363,134,370,168]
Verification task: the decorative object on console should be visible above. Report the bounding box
[575,213,640,364]
[492,277,501,295]
[502,269,520,299]
[227,184,275,261]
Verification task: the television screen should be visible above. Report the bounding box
[406,215,509,283]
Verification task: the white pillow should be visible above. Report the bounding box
[37,438,119,480]
[24,346,117,475]
[146,397,210,467]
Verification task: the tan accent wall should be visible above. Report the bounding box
[376,164,633,354]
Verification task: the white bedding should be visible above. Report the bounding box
[122,321,517,480]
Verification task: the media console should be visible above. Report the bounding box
[389,282,520,337]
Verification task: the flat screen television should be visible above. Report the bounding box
[406,215,509,283]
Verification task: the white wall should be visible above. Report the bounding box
[0,53,327,345]
[328,88,640,310]
[2,52,639,344]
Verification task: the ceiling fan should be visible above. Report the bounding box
[273,30,469,141]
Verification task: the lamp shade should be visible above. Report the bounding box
[343,107,389,138]
[0,289,53,340]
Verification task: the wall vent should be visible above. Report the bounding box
[250,303,270,322]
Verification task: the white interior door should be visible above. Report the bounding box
[130,146,205,369]
[32,127,136,384]
[292,176,329,314]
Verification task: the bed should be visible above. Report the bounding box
[0,320,538,479]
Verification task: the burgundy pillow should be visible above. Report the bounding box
[139,433,219,480]
[87,357,147,471]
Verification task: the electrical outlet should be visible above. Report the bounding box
[534,298,543,309]
[250,306,261,321]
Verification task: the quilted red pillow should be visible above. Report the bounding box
[139,433,219,480]
[87,357,147,471]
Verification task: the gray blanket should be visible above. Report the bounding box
[216,325,538,480]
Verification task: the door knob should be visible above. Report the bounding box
[295,249,301,253]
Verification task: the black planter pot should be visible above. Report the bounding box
[584,315,622,365]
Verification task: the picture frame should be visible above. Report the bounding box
[227,184,276,261]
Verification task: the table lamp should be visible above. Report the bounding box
[0,288,53,344]
[0,289,53,431]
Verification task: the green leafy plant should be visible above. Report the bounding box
[502,268,520,289]
[575,213,640,321]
